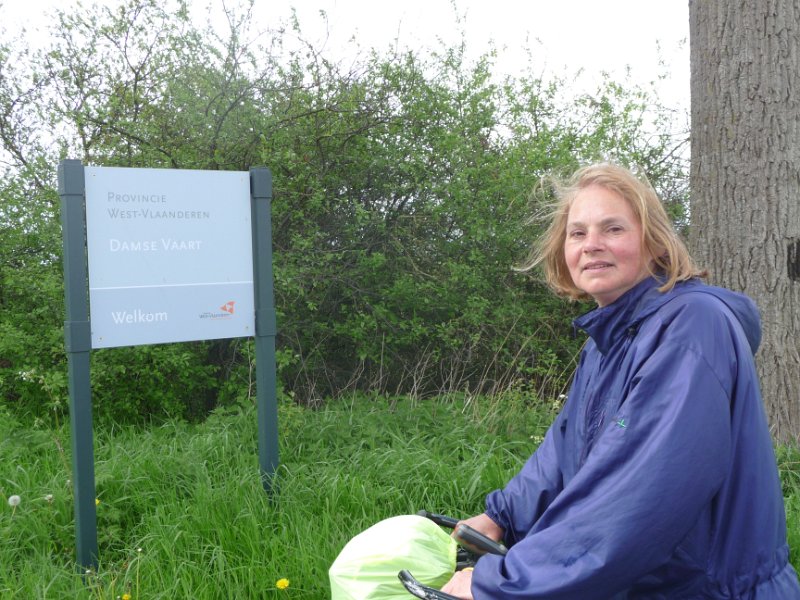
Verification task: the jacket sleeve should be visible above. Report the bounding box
[472,321,733,599]
[485,350,594,543]
[484,408,567,545]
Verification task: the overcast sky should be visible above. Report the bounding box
[276,1,689,106]
[2,0,690,110]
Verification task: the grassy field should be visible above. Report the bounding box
[1,396,798,599]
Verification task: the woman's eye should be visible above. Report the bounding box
[568,230,585,238]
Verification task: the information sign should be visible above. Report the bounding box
[84,167,254,348]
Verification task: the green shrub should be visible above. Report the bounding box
[0,0,688,423]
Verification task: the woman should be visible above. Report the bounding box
[441,163,800,599]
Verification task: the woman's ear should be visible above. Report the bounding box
[651,245,669,269]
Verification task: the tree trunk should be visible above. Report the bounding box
[689,0,800,444]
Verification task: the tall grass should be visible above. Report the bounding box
[0,396,550,598]
[1,396,798,599]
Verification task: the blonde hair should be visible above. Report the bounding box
[520,162,703,302]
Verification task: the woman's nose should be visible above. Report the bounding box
[582,230,603,252]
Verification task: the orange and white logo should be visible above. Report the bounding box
[220,301,235,315]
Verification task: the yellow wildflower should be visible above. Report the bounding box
[122,594,132,600]
[276,578,290,590]
[95,498,100,506]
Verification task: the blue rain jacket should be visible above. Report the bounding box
[475,277,800,599]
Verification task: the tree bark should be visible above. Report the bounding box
[690,0,800,443]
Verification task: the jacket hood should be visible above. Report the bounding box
[684,283,762,354]
[639,278,762,355]
[576,277,762,356]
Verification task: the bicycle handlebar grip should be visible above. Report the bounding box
[417,510,460,529]
[398,570,461,600]
[453,523,508,556]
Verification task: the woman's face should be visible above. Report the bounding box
[564,184,653,307]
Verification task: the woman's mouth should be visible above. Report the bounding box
[583,261,613,271]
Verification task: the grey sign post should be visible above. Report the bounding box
[58,159,99,570]
[57,160,278,570]
[250,168,279,490]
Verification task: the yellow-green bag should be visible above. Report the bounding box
[329,514,457,600]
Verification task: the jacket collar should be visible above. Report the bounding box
[573,277,662,354]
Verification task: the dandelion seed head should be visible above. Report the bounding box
[8,495,20,507]
[44,494,54,503]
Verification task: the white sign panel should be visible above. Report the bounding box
[85,166,254,348]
